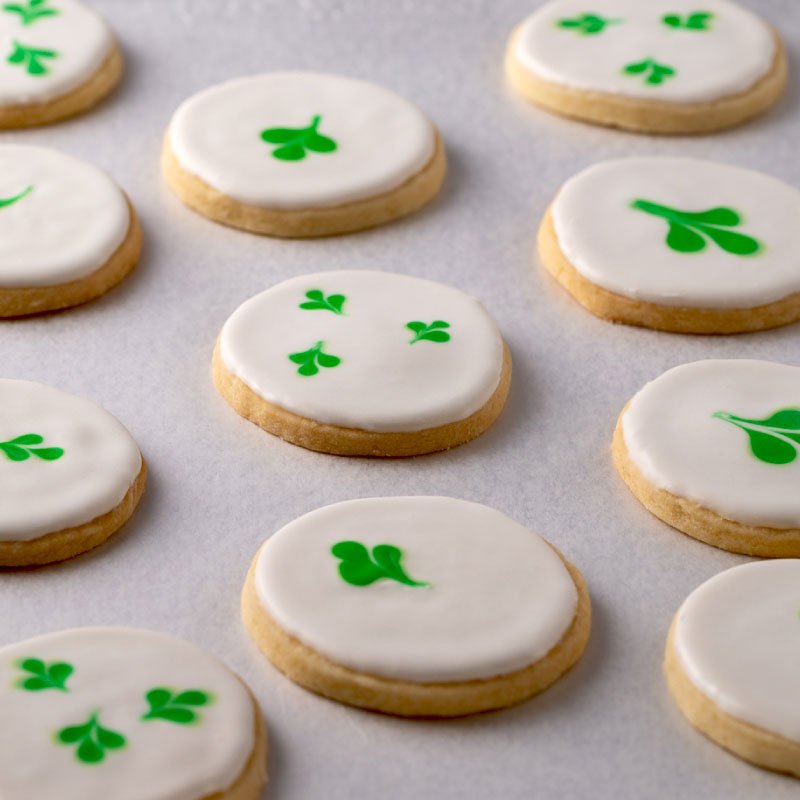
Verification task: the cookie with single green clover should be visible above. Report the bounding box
[163,71,445,237]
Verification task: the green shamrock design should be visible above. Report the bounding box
[57,712,127,765]
[16,658,73,692]
[260,115,337,162]
[0,185,33,209]
[288,341,342,377]
[7,40,57,75]
[0,433,64,462]
[631,200,761,256]
[713,408,800,465]
[406,320,451,344]
[662,11,713,30]
[622,58,676,86]
[141,688,212,725]
[556,13,621,35]
[3,0,59,25]
[331,541,430,588]
[299,289,346,315]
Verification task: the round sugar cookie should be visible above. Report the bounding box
[213,270,511,457]
[242,497,591,717]
[163,72,446,238]
[0,627,267,799]
[505,0,786,134]
[613,360,800,556]
[0,145,141,317]
[666,560,800,778]
[0,0,122,128]
[0,379,145,566]
[539,157,800,334]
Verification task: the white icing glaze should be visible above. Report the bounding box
[622,360,800,529]
[0,379,142,541]
[255,496,579,682]
[552,157,800,309]
[0,0,114,106]
[168,72,436,209]
[512,0,776,103]
[0,145,130,288]
[0,627,256,800]
[219,270,504,433]
[674,560,800,744]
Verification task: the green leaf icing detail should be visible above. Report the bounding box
[142,687,212,725]
[57,712,126,765]
[299,289,346,315]
[406,320,451,344]
[3,0,59,25]
[631,199,762,256]
[7,40,58,75]
[0,185,33,208]
[622,58,676,86]
[288,341,341,377]
[260,115,337,161]
[556,13,621,35]
[713,408,800,465]
[662,11,713,30]
[331,540,430,588]
[16,658,73,692]
[0,433,64,462]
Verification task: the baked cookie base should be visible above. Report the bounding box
[241,546,591,717]
[505,28,788,135]
[162,132,446,238]
[0,43,124,130]
[212,340,512,457]
[538,208,800,334]
[664,620,800,779]
[0,198,143,318]
[0,461,147,567]
[612,414,800,557]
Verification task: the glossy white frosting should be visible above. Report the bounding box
[0,628,256,800]
[0,145,130,289]
[622,360,800,528]
[552,158,800,309]
[674,560,800,744]
[255,497,580,682]
[219,270,505,433]
[0,379,142,541]
[512,0,775,103]
[168,72,436,209]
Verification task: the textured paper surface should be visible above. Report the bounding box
[1,1,799,797]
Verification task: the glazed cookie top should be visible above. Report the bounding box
[551,158,800,309]
[674,560,800,743]
[0,628,255,800]
[0,145,130,288]
[0,379,142,540]
[218,270,505,433]
[511,0,776,103]
[168,72,436,209]
[622,360,800,529]
[255,497,579,682]
[0,0,115,106]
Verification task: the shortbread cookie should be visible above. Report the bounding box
[666,560,800,777]
[0,145,141,317]
[0,627,267,798]
[243,497,590,717]
[213,270,510,456]
[163,72,445,237]
[613,360,800,557]
[0,0,122,128]
[506,0,786,134]
[0,379,145,566]
[539,157,800,334]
